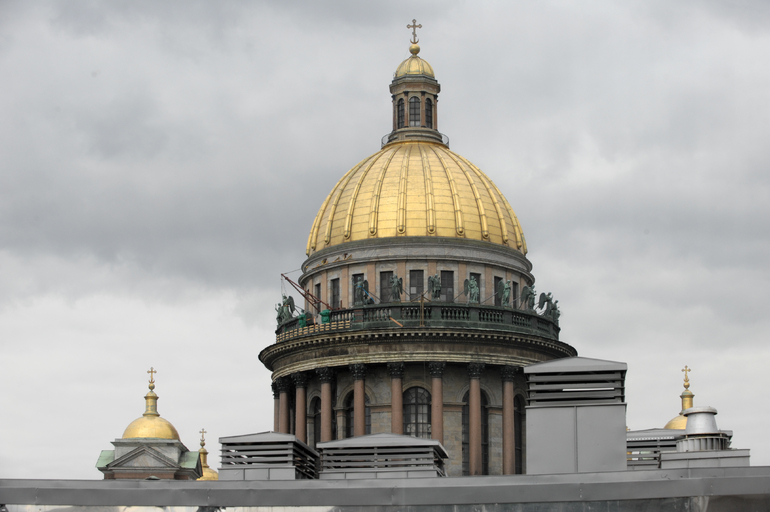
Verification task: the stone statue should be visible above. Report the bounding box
[497,279,512,307]
[276,294,295,326]
[537,292,554,316]
[520,285,536,311]
[353,276,369,306]
[428,273,441,300]
[390,275,403,302]
[464,276,480,304]
[551,300,560,325]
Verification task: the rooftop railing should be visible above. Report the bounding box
[275,302,559,344]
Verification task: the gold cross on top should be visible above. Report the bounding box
[147,367,157,383]
[407,19,422,44]
[200,428,207,441]
[681,365,691,389]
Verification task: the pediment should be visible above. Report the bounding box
[108,445,180,470]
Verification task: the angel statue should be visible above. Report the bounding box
[537,292,554,316]
[463,276,480,304]
[276,294,295,326]
[520,285,536,311]
[428,273,441,300]
[390,274,403,302]
[353,276,369,306]
[551,300,561,325]
[497,279,512,307]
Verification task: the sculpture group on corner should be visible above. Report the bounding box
[278,274,560,327]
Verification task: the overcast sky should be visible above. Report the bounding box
[1,1,769,479]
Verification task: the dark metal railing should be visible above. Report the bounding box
[275,302,559,343]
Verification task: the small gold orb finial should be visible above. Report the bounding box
[199,428,207,449]
[682,365,691,390]
[407,19,422,44]
[409,43,420,55]
[147,366,157,390]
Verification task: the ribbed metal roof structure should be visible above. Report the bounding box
[306,141,527,256]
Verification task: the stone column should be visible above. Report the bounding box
[292,372,309,444]
[387,362,405,434]
[468,363,485,475]
[276,377,292,434]
[501,365,517,475]
[272,382,279,432]
[316,367,335,442]
[429,362,446,443]
[350,363,367,436]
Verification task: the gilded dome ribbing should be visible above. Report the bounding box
[395,45,435,78]
[306,141,527,256]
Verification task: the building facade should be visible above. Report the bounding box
[259,36,576,477]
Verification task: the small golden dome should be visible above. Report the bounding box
[306,141,527,256]
[121,367,181,440]
[664,367,695,430]
[122,415,181,440]
[395,50,435,78]
[197,429,219,481]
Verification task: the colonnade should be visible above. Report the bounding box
[273,363,521,476]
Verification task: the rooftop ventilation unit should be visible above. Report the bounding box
[524,357,628,474]
[218,432,319,480]
[318,433,448,479]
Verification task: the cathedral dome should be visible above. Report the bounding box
[395,44,435,77]
[306,141,527,256]
[121,369,181,440]
[122,415,181,440]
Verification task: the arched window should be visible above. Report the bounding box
[397,99,405,128]
[462,390,489,475]
[310,397,321,449]
[344,392,371,438]
[409,97,421,127]
[425,98,433,129]
[403,387,431,438]
[515,394,525,474]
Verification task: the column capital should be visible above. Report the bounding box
[467,362,486,379]
[387,362,405,379]
[271,381,279,399]
[428,362,446,377]
[501,365,519,382]
[316,367,336,383]
[275,376,293,393]
[349,363,367,381]
[291,372,309,389]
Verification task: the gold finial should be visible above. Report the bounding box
[682,365,691,390]
[199,427,210,469]
[147,367,157,390]
[407,19,422,44]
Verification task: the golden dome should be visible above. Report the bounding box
[664,366,695,430]
[395,45,435,78]
[306,141,527,256]
[122,414,181,440]
[197,429,219,481]
[121,368,181,440]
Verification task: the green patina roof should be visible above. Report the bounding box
[179,450,200,469]
[95,450,115,468]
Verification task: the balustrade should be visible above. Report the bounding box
[275,302,559,343]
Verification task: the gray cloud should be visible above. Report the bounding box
[1,1,769,478]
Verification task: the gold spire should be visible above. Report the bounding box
[403,20,425,62]
[197,427,219,481]
[664,365,695,429]
[143,366,160,417]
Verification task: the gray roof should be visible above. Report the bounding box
[219,431,298,444]
[524,356,627,373]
